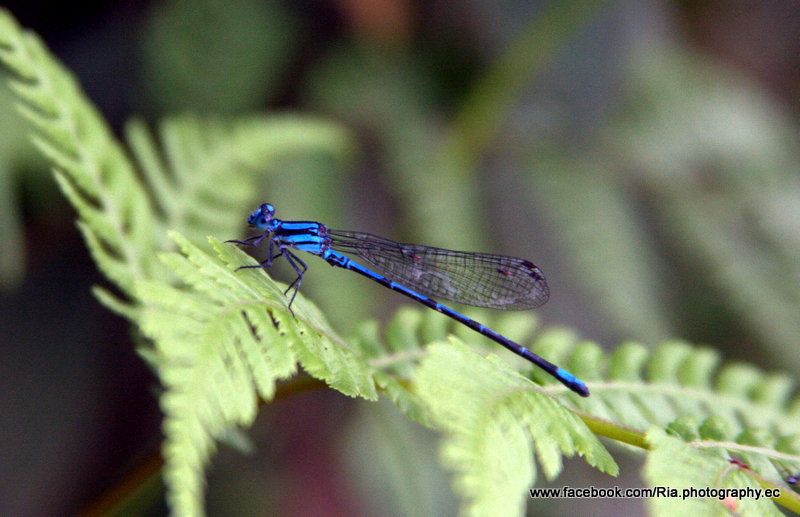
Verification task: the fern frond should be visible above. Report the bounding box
[572,339,800,439]
[139,233,379,515]
[415,340,616,517]
[0,8,355,317]
[125,114,354,251]
[580,338,800,515]
[350,313,433,427]
[644,428,791,516]
[389,312,799,515]
[0,10,359,515]
[0,9,156,303]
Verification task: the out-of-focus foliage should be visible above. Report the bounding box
[517,45,800,368]
[139,0,299,112]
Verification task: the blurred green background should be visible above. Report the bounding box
[1,1,798,515]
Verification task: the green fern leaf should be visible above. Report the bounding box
[592,340,800,437]
[416,340,617,517]
[124,113,354,252]
[138,232,379,515]
[0,9,158,304]
[0,8,355,318]
[0,10,359,515]
[645,428,786,517]
[350,313,433,428]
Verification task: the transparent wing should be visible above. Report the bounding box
[328,230,549,309]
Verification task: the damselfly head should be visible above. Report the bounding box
[248,203,276,229]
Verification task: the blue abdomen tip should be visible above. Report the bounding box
[556,368,590,397]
